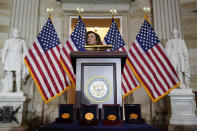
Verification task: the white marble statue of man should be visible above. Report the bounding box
[165,29,190,89]
[1,28,29,93]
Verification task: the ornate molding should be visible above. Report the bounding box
[58,0,135,11]
[58,0,134,3]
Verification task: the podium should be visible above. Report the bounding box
[70,51,127,108]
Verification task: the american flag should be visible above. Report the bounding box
[128,19,180,102]
[24,17,71,103]
[103,18,140,98]
[103,18,125,51]
[60,16,87,86]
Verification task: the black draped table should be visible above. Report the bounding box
[39,121,160,131]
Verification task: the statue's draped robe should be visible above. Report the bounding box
[165,38,190,88]
[2,38,27,72]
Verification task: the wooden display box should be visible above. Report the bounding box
[55,104,75,123]
[102,104,122,126]
[79,104,99,126]
[124,104,145,124]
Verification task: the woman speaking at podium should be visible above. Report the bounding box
[85,31,112,51]
[86,31,102,45]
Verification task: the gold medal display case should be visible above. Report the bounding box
[102,104,122,126]
[55,104,75,123]
[124,104,145,124]
[79,104,99,126]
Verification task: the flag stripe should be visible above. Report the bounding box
[48,48,65,90]
[133,42,166,94]
[61,46,76,82]
[60,39,78,84]
[146,50,171,90]
[131,43,162,96]
[157,44,179,80]
[149,45,177,87]
[33,42,59,94]
[148,49,174,88]
[128,45,157,99]
[121,45,140,96]
[126,59,140,86]
[67,39,77,52]
[121,80,128,93]
[122,71,132,91]
[54,46,69,87]
[45,50,62,92]
[38,45,66,93]
[151,46,177,89]
[128,57,157,99]
[152,45,177,85]
[120,45,137,93]
[32,44,57,96]
[25,56,48,100]
[48,47,65,90]
[28,47,54,97]
[122,56,140,96]
[124,63,138,87]
[26,52,52,99]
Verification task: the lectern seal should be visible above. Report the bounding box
[85,76,112,103]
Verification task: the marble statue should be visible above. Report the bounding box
[1,28,29,93]
[165,29,190,89]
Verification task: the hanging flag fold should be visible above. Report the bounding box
[103,18,140,98]
[60,16,87,87]
[127,18,180,102]
[24,16,71,103]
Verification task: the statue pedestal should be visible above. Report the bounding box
[0,92,26,128]
[169,89,197,125]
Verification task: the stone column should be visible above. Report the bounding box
[152,0,183,42]
[9,0,39,48]
[8,0,40,122]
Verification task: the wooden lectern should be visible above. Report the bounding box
[70,51,127,108]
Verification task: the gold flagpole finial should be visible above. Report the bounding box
[76,8,84,17]
[143,6,150,12]
[46,7,54,16]
[110,9,117,19]
[142,6,151,24]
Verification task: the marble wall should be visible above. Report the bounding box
[0,0,12,85]
[0,0,11,49]
[180,0,197,92]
